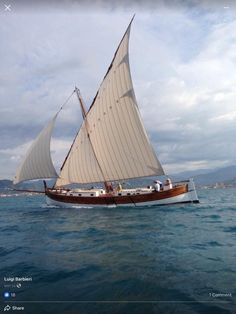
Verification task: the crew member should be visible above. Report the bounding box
[154,180,162,192]
[163,178,173,191]
[105,182,113,193]
[117,183,122,192]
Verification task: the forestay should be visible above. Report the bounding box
[56,18,164,186]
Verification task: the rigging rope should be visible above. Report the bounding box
[57,89,76,114]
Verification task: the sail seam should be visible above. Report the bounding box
[120,57,144,176]
[108,70,125,179]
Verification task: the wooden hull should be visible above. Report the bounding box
[45,181,199,208]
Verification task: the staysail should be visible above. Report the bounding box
[56,17,164,186]
[14,114,58,184]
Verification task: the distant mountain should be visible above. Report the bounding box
[220,177,236,186]
[0,179,12,189]
[193,165,236,185]
[0,179,55,192]
[1,165,236,190]
[171,168,216,179]
[172,165,236,186]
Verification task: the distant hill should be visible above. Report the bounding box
[173,165,236,186]
[0,179,93,193]
[0,179,55,192]
[222,178,236,186]
[193,165,236,185]
[0,179,12,189]
[172,168,214,179]
[1,165,236,190]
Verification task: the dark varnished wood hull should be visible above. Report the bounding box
[45,184,198,207]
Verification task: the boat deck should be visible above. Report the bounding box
[50,186,158,198]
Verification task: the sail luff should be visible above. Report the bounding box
[14,114,58,184]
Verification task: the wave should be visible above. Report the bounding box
[223,226,236,233]
[0,193,36,198]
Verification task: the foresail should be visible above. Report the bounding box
[56,17,164,186]
[55,122,104,186]
[14,115,58,184]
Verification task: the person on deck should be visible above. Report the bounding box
[163,178,173,191]
[117,183,123,192]
[154,180,162,192]
[105,182,113,193]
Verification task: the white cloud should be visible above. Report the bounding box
[210,111,236,122]
[0,137,73,179]
[165,159,230,174]
[1,4,236,178]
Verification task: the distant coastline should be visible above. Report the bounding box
[1,165,236,194]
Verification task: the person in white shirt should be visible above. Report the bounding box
[163,178,173,191]
[154,180,162,192]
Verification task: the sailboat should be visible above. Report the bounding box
[13,17,199,207]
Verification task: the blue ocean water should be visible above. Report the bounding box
[0,188,235,314]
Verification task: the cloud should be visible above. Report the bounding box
[0,137,73,179]
[14,0,236,12]
[164,159,230,174]
[1,4,236,179]
[210,111,236,122]
[132,13,236,173]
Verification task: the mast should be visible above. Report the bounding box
[75,87,87,119]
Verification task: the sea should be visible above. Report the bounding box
[0,188,235,314]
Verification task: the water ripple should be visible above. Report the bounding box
[0,188,235,314]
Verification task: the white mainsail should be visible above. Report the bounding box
[56,18,164,186]
[14,115,58,184]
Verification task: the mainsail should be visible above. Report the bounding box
[56,18,164,186]
[14,114,58,184]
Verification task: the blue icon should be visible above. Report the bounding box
[4,292,10,298]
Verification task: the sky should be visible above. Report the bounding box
[1,0,236,179]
